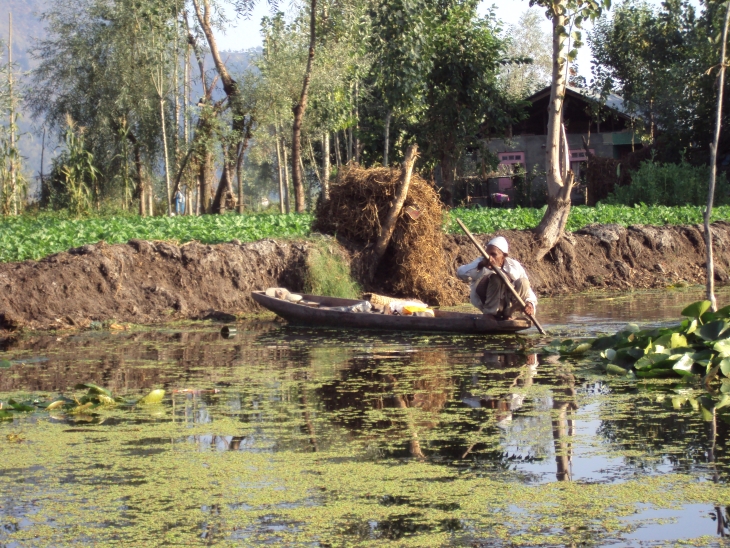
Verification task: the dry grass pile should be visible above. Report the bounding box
[313,165,463,305]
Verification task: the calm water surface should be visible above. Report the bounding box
[2,287,730,546]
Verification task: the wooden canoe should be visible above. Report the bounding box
[251,291,532,334]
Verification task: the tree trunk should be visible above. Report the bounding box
[440,155,455,207]
[126,131,145,217]
[199,150,213,214]
[534,9,574,261]
[368,143,418,282]
[291,0,317,213]
[705,0,730,311]
[159,97,173,216]
[383,110,392,166]
[307,138,322,187]
[275,131,285,214]
[334,131,341,170]
[346,126,352,163]
[282,138,291,214]
[322,132,330,201]
[354,80,360,163]
[236,142,245,214]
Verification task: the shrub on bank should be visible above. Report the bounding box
[605,158,730,207]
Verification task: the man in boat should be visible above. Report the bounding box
[456,236,537,320]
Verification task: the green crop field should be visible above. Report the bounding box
[0,213,313,263]
[448,204,730,234]
[1,204,729,263]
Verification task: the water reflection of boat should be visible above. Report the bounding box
[251,291,531,334]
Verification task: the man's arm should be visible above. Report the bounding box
[456,257,485,282]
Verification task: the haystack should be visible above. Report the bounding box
[313,164,463,306]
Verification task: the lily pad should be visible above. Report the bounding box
[636,368,677,378]
[670,333,688,349]
[7,399,35,412]
[75,383,113,398]
[681,301,712,320]
[606,364,629,376]
[672,354,696,377]
[698,320,730,342]
[138,389,165,405]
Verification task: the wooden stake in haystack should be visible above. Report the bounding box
[367,143,418,282]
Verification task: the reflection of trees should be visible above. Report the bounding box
[316,349,570,470]
[551,364,577,482]
[596,389,730,480]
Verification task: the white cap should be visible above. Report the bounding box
[487,236,509,255]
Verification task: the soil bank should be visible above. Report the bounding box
[1,222,729,333]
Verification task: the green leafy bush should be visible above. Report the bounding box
[605,157,730,207]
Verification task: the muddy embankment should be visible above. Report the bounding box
[1,222,729,333]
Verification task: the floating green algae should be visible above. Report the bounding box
[2,312,730,545]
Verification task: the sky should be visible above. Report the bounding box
[214,0,699,81]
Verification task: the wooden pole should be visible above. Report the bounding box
[368,143,418,281]
[455,218,546,335]
[705,0,730,312]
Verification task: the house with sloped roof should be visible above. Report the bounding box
[474,85,641,206]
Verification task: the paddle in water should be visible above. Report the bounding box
[455,218,547,335]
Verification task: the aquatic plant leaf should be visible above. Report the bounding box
[635,353,672,371]
[7,399,35,412]
[0,360,11,368]
[698,320,730,342]
[715,395,730,410]
[681,301,712,320]
[75,383,113,397]
[627,347,645,359]
[601,348,617,361]
[138,389,165,405]
[68,402,94,414]
[0,410,13,420]
[715,305,730,319]
[606,364,628,376]
[713,340,730,358]
[592,335,620,350]
[721,359,730,377]
[46,400,67,410]
[97,394,116,406]
[670,333,688,349]
[701,405,715,421]
[671,396,687,409]
[636,368,676,378]
[686,319,699,335]
[672,354,695,377]
[625,323,641,333]
[571,342,592,354]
